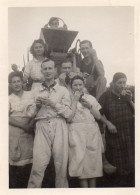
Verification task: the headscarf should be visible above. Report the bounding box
[112,72,127,83]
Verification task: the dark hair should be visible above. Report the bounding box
[71,75,84,86]
[61,58,73,67]
[30,39,48,58]
[8,71,23,83]
[48,17,59,26]
[80,40,92,48]
[112,72,127,83]
[41,58,55,68]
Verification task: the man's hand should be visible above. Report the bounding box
[39,97,56,108]
[45,98,56,108]
[90,48,97,57]
[106,121,117,134]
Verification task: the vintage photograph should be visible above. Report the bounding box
[8,7,135,188]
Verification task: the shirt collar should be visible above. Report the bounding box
[40,81,57,92]
[33,57,47,63]
[11,90,24,98]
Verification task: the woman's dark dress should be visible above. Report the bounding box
[99,89,134,176]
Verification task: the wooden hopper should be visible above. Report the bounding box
[41,28,79,74]
[41,28,79,53]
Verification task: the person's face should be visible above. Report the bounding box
[80,42,92,58]
[61,62,73,74]
[10,76,23,92]
[41,61,56,80]
[50,19,59,28]
[72,79,84,93]
[34,43,45,57]
[113,78,127,94]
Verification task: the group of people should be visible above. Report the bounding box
[9,17,135,188]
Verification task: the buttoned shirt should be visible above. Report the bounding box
[31,82,72,120]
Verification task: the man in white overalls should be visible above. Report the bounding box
[28,59,72,188]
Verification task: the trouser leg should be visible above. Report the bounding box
[42,155,55,188]
[52,122,69,188]
[28,123,51,188]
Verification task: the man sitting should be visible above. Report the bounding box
[79,40,106,100]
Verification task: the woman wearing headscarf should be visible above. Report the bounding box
[99,72,135,187]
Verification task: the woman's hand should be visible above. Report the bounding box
[74,91,83,101]
[106,121,117,134]
[121,89,132,101]
[36,97,42,109]
[80,98,92,109]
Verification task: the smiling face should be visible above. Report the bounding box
[33,42,45,57]
[41,60,56,80]
[10,76,23,92]
[80,42,92,58]
[113,78,127,94]
[61,62,73,74]
[72,79,84,93]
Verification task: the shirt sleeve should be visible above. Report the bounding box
[92,97,101,111]
[98,92,107,115]
[55,88,72,119]
[25,92,38,117]
[26,101,37,118]
[85,94,101,111]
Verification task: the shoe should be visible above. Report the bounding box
[103,161,117,175]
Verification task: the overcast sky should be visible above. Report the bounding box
[8,7,134,85]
